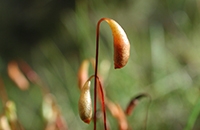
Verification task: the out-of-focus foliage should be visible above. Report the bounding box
[0,0,200,129]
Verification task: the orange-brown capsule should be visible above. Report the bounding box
[78,59,96,90]
[78,80,92,124]
[103,18,130,69]
[7,61,29,90]
[78,60,89,90]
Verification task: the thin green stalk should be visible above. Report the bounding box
[184,96,200,130]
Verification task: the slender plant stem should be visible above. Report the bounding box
[94,18,106,130]
[96,77,107,130]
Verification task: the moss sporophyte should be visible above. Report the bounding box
[78,18,130,130]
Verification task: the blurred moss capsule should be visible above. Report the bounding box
[78,60,89,90]
[0,116,11,130]
[7,61,29,90]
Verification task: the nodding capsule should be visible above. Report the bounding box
[103,18,130,69]
[78,80,92,124]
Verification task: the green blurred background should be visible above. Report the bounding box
[1,0,200,129]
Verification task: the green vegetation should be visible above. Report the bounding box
[0,0,200,129]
